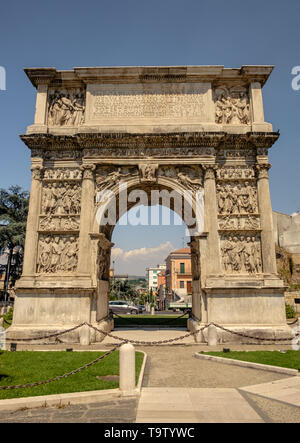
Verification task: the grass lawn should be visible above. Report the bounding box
[113,314,188,327]
[203,350,300,371]
[0,350,144,400]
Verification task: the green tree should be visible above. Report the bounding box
[0,186,29,299]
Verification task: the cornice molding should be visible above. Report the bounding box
[20,131,279,153]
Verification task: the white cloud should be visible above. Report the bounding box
[111,241,174,275]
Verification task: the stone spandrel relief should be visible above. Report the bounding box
[41,182,81,215]
[217,181,257,215]
[158,166,203,191]
[221,234,262,274]
[48,89,85,126]
[95,166,138,191]
[214,86,250,125]
[37,235,78,274]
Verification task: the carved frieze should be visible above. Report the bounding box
[221,234,262,274]
[41,182,81,215]
[43,168,82,180]
[216,165,255,180]
[214,86,250,125]
[48,88,85,126]
[37,234,78,273]
[216,181,257,215]
[39,215,80,232]
[218,214,260,231]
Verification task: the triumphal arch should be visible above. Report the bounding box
[10,65,291,342]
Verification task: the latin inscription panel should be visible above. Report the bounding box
[87,82,212,123]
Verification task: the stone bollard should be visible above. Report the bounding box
[151,307,155,316]
[119,343,136,395]
[207,324,218,346]
[297,317,300,327]
[79,324,91,346]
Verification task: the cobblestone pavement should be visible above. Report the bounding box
[0,398,138,423]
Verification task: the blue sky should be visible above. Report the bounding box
[0,0,299,274]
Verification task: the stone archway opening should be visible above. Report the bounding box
[91,178,204,329]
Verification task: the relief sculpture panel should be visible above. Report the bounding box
[217,181,257,215]
[48,89,85,126]
[37,234,78,274]
[41,182,81,215]
[214,86,250,125]
[221,234,262,274]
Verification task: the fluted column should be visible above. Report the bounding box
[77,164,96,274]
[22,164,43,276]
[202,165,222,275]
[256,163,277,274]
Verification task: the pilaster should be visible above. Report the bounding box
[256,163,278,274]
[77,164,96,274]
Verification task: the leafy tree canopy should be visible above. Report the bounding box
[0,186,29,251]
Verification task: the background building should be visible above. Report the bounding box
[165,248,192,302]
[146,264,166,291]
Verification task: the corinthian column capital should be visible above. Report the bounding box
[203,164,218,180]
[256,163,271,179]
[81,164,96,180]
[31,165,44,180]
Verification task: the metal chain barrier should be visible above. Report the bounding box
[4,319,300,345]
[210,322,300,342]
[87,322,208,345]
[0,343,122,391]
[1,321,299,391]
[5,323,87,342]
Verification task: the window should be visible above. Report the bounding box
[180,263,185,274]
[180,281,185,288]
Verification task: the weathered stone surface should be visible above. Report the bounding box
[9,65,289,343]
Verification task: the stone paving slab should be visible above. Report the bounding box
[240,377,300,407]
[136,387,264,423]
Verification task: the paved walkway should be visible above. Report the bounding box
[1,327,300,423]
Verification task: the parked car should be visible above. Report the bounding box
[137,304,146,314]
[109,300,139,315]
